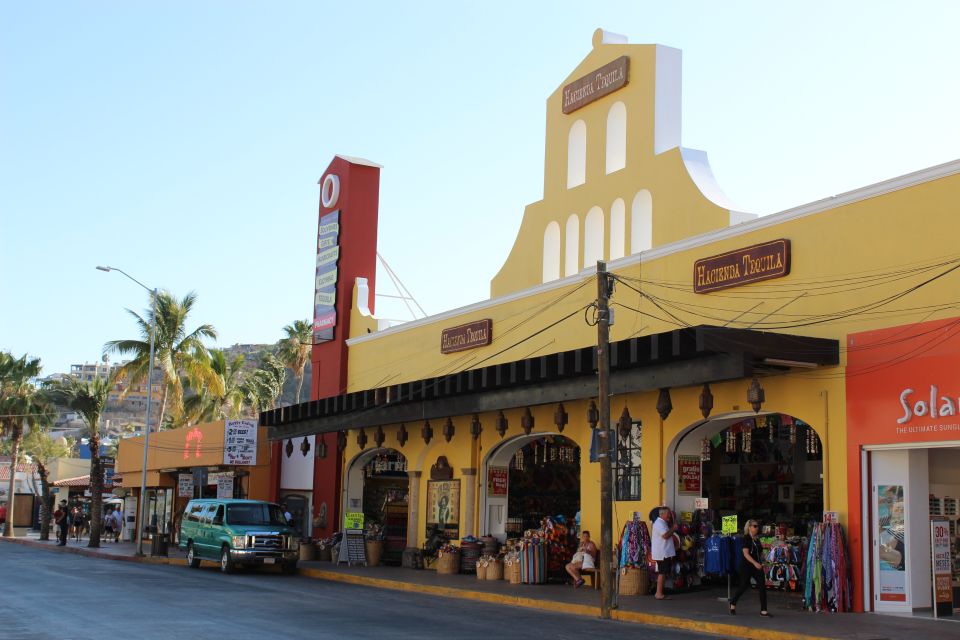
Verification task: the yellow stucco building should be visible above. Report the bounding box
[265,30,960,613]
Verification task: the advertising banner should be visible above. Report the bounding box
[313,210,340,342]
[721,515,738,535]
[343,511,365,530]
[677,455,701,495]
[931,517,954,616]
[224,419,258,465]
[877,484,906,602]
[426,480,461,529]
[216,474,234,499]
[487,467,508,496]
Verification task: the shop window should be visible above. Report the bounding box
[605,101,627,174]
[564,214,579,277]
[542,221,561,282]
[583,206,604,268]
[631,189,653,253]
[609,198,625,260]
[615,420,642,501]
[567,119,586,188]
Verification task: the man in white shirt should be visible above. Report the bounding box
[111,508,124,542]
[651,507,677,600]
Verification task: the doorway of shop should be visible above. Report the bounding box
[345,448,409,565]
[482,433,581,541]
[666,412,824,595]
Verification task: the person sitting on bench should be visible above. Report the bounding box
[565,530,598,588]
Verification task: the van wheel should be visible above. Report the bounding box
[186,542,201,568]
[220,546,235,574]
[282,561,298,575]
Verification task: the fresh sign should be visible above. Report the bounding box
[224,419,258,466]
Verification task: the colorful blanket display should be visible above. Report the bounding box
[803,522,853,612]
[618,513,652,569]
[763,538,804,591]
[519,538,548,584]
[514,516,576,582]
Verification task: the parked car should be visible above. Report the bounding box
[178,499,298,574]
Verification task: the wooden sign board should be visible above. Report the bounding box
[693,239,791,293]
[337,528,367,566]
[562,56,629,114]
[441,319,492,354]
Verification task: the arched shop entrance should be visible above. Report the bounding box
[482,433,580,541]
[669,412,824,531]
[665,412,824,594]
[345,448,409,565]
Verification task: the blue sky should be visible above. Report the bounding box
[2,2,958,376]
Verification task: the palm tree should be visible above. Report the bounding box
[0,352,44,537]
[105,290,221,429]
[20,426,71,541]
[277,320,312,404]
[46,377,111,548]
[239,353,286,414]
[180,349,247,425]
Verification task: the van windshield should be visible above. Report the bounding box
[226,504,287,527]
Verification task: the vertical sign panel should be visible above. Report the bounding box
[314,210,340,343]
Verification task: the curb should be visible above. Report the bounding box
[298,567,831,640]
[3,537,828,640]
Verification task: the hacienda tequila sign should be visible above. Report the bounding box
[693,239,791,293]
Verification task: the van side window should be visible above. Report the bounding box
[212,505,224,524]
[187,503,204,522]
[200,505,214,524]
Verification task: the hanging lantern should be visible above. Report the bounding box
[742,420,753,453]
[495,411,508,438]
[768,415,775,442]
[789,424,797,445]
[442,417,455,442]
[521,407,534,436]
[300,436,311,456]
[698,384,714,419]
[747,378,765,413]
[700,437,711,462]
[374,425,385,448]
[726,428,736,453]
[337,430,347,452]
[356,428,368,450]
[656,388,673,421]
[421,420,433,445]
[397,423,408,448]
[514,447,525,471]
[587,400,599,429]
[285,439,294,458]
[470,414,482,440]
[316,436,328,459]
[617,406,633,440]
[553,403,569,433]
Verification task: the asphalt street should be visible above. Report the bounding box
[0,544,716,640]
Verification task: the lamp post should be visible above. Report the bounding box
[97,265,157,557]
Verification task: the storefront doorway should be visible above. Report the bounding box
[867,444,960,615]
[344,448,409,565]
[482,433,581,541]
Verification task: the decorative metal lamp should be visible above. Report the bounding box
[656,388,673,421]
[300,436,311,456]
[337,430,347,452]
[421,420,433,445]
[316,436,328,459]
[397,423,408,448]
[442,417,455,442]
[747,377,765,413]
[698,384,714,419]
[587,400,599,429]
[374,425,385,448]
[617,406,633,440]
[521,407,534,436]
[553,403,569,433]
[495,411,508,438]
[470,414,482,440]
[285,439,294,458]
[356,428,368,450]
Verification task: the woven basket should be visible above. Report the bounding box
[476,563,488,580]
[618,566,646,595]
[485,559,504,580]
[505,559,521,584]
[436,551,460,575]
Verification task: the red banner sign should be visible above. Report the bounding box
[487,466,508,497]
[677,455,701,494]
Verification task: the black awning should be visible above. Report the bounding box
[262,325,838,441]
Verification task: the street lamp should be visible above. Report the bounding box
[97,265,158,557]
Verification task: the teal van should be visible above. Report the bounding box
[178,499,299,574]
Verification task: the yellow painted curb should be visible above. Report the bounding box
[298,567,831,640]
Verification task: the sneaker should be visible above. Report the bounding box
[574,578,585,588]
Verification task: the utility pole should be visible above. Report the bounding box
[596,261,614,619]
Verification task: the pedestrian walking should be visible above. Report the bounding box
[729,519,772,617]
[651,506,678,600]
[111,507,123,543]
[0,501,7,534]
[103,508,114,540]
[54,500,69,545]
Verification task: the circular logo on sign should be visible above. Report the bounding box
[320,173,340,208]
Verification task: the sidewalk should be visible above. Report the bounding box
[3,533,958,640]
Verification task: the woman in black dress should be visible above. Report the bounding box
[729,519,771,617]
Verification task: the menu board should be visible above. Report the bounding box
[177,473,194,498]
